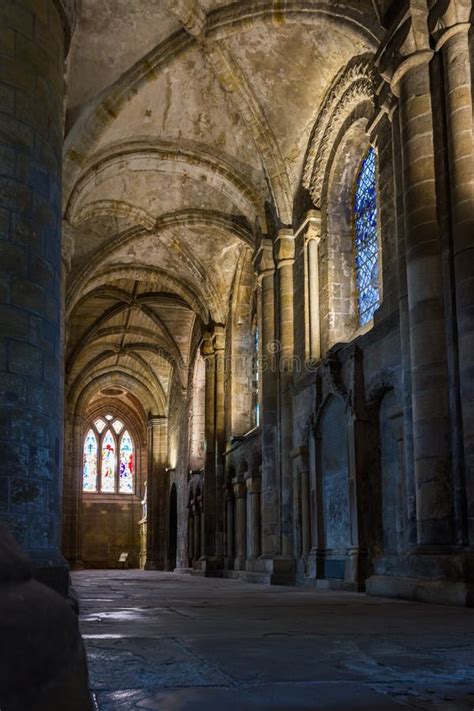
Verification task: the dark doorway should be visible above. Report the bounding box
[168,484,178,570]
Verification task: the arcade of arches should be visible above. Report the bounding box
[1,0,474,610]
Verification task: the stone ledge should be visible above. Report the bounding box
[366,575,474,607]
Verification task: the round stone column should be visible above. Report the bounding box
[393,52,454,546]
[233,479,247,570]
[246,476,261,559]
[275,229,296,558]
[0,0,75,593]
[201,333,216,559]
[213,327,225,561]
[187,507,194,566]
[145,415,168,570]
[253,238,278,557]
[433,6,474,545]
[225,489,235,562]
[194,498,202,562]
[300,468,311,558]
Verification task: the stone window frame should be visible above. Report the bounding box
[82,414,137,496]
[320,112,383,350]
[352,145,382,328]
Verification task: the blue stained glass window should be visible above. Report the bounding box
[354,147,380,326]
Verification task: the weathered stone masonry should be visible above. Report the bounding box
[0,0,472,608]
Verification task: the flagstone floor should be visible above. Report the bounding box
[72,570,474,710]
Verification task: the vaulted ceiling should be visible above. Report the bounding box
[64,0,383,418]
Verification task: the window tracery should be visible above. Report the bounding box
[82,416,135,494]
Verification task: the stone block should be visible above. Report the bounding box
[30,446,52,480]
[0,305,28,340]
[0,240,27,277]
[0,144,15,175]
[8,340,43,378]
[10,477,43,509]
[2,1,35,38]
[11,214,42,251]
[0,55,35,93]
[0,82,15,115]
[0,373,27,409]
[15,88,50,139]
[0,176,32,215]
[11,277,45,315]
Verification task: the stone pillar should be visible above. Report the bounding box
[201,331,216,560]
[187,508,194,566]
[214,327,226,561]
[62,414,84,568]
[275,229,296,560]
[233,479,247,570]
[193,500,201,562]
[225,488,235,562]
[253,239,278,557]
[304,212,322,361]
[145,416,168,569]
[0,0,75,595]
[381,10,453,547]
[300,468,311,559]
[246,476,261,559]
[432,0,474,544]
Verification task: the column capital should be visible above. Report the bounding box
[245,476,261,494]
[253,236,275,281]
[376,3,433,95]
[232,480,247,498]
[274,228,295,268]
[295,210,322,246]
[429,0,471,50]
[147,415,167,429]
[200,329,215,359]
[213,325,226,353]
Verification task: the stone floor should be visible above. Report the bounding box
[72,570,474,710]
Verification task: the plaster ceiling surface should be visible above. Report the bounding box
[67,0,180,111]
[226,22,370,188]
[65,0,382,414]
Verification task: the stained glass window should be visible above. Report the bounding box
[83,418,135,494]
[354,147,380,326]
[119,430,134,494]
[83,429,98,492]
[253,327,260,428]
[101,429,116,493]
[94,418,106,433]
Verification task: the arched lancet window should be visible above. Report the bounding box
[82,415,135,494]
[354,147,380,326]
[83,429,98,492]
[250,299,260,429]
[119,430,134,494]
[101,429,116,493]
[253,326,260,428]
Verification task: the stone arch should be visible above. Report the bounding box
[302,55,378,352]
[64,394,145,569]
[321,113,375,349]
